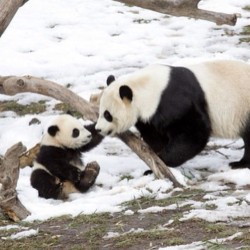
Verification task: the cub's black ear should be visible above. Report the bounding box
[119,85,133,102]
[48,125,59,136]
[106,75,115,86]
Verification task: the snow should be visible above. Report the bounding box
[0,225,28,231]
[0,225,38,240]
[0,0,250,239]
[159,232,243,250]
[2,229,39,240]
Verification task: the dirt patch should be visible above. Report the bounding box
[1,188,250,249]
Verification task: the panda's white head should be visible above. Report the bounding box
[42,114,92,149]
[96,65,169,136]
[95,73,141,136]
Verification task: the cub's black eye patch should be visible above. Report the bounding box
[48,125,59,136]
[104,110,113,122]
[72,128,80,138]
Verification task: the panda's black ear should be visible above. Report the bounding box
[106,75,115,86]
[48,125,59,136]
[119,85,133,102]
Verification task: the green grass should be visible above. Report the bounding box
[0,100,83,117]
[68,213,111,228]
[0,100,47,116]
[243,5,250,11]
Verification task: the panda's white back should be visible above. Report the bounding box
[188,60,250,138]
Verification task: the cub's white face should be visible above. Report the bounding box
[42,114,92,149]
[95,84,138,136]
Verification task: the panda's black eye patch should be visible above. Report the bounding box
[104,110,113,122]
[72,128,80,138]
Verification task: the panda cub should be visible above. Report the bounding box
[31,114,103,200]
[96,60,250,169]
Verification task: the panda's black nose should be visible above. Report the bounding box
[88,134,92,138]
[96,129,101,133]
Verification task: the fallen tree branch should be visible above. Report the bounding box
[0,0,29,37]
[114,0,237,26]
[0,75,99,121]
[119,131,181,184]
[0,142,31,221]
[19,143,40,168]
[0,75,183,188]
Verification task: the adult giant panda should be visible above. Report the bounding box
[31,114,103,200]
[95,60,250,168]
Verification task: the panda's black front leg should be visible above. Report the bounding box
[80,123,104,152]
[160,131,209,167]
[135,120,167,153]
[47,161,81,183]
[159,112,210,167]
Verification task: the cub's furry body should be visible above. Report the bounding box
[31,114,103,199]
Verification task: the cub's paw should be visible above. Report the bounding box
[85,161,100,175]
[83,161,100,184]
[77,161,100,192]
[69,168,82,183]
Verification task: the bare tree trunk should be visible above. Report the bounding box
[0,0,29,37]
[0,142,31,221]
[0,75,183,188]
[114,0,237,26]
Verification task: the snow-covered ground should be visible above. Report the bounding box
[0,0,250,232]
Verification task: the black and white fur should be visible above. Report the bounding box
[31,114,103,200]
[96,60,250,168]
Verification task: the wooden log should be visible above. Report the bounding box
[0,142,31,221]
[114,0,237,26]
[0,75,183,188]
[0,0,29,37]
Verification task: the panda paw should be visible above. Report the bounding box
[84,161,100,182]
[69,168,82,183]
[230,160,250,169]
[76,161,100,192]
[143,170,153,175]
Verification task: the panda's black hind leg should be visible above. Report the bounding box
[158,107,211,167]
[75,161,100,192]
[160,131,209,167]
[230,133,250,169]
[230,160,250,169]
[31,169,63,199]
[230,128,250,169]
